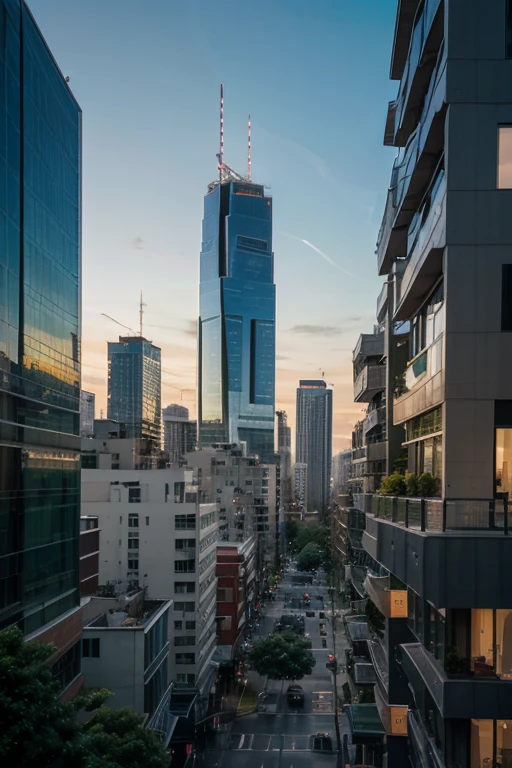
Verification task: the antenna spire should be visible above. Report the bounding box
[247,115,251,182]
[219,83,225,181]
[139,291,145,338]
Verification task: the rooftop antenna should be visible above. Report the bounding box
[247,115,251,182]
[218,83,225,181]
[139,291,146,338]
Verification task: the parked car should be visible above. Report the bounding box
[286,685,304,707]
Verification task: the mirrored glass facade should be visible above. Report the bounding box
[0,0,81,632]
[107,336,161,442]
[198,181,275,460]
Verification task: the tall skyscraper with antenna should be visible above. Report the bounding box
[198,85,275,460]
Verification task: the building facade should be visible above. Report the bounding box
[295,380,332,513]
[347,1,512,765]
[216,538,257,658]
[0,0,82,696]
[81,464,218,698]
[276,410,292,507]
[80,390,95,438]
[162,404,196,463]
[197,174,275,462]
[107,336,161,443]
[332,449,352,497]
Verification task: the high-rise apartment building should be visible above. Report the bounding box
[162,404,196,463]
[295,381,332,513]
[107,336,161,442]
[80,390,95,438]
[0,0,82,694]
[276,410,292,507]
[198,96,275,462]
[340,2,512,765]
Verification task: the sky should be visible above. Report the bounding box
[28,0,399,455]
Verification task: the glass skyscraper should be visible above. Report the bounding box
[0,0,82,638]
[295,380,333,513]
[198,179,275,461]
[107,336,161,442]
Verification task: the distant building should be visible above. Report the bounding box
[163,404,196,463]
[332,449,352,496]
[80,391,95,438]
[216,538,257,659]
[79,517,100,596]
[107,336,161,443]
[276,410,292,507]
[295,381,333,513]
[294,463,308,511]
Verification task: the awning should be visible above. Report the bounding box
[346,704,386,743]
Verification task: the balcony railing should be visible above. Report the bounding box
[353,493,509,534]
[408,709,446,768]
[363,406,386,439]
[354,365,386,403]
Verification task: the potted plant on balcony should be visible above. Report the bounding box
[377,472,406,496]
[418,472,438,498]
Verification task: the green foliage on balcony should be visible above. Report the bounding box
[377,471,439,498]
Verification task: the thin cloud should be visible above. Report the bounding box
[276,354,291,361]
[345,316,362,322]
[279,231,358,278]
[131,236,144,250]
[290,325,341,336]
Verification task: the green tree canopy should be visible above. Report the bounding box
[289,523,330,555]
[296,541,324,572]
[248,631,316,681]
[0,626,170,768]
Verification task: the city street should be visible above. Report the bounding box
[199,569,352,767]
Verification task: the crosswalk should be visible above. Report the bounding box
[229,734,311,752]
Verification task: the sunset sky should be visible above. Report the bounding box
[29,0,398,454]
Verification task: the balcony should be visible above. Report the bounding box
[354,365,386,403]
[407,709,446,768]
[390,0,423,81]
[367,440,387,463]
[376,283,388,323]
[363,407,386,439]
[377,55,446,276]
[353,333,384,367]
[357,495,512,609]
[363,573,408,619]
[387,0,444,148]
[394,169,446,321]
[393,336,443,425]
[400,643,512,719]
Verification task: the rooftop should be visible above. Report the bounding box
[83,590,170,630]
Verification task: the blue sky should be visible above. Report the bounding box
[28,0,398,453]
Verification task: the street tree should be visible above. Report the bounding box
[248,630,316,681]
[0,626,170,768]
[296,541,324,572]
[293,523,330,555]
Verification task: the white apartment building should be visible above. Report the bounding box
[81,465,218,699]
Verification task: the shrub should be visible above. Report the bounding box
[418,472,438,498]
[378,472,406,496]
[405,472,419,497]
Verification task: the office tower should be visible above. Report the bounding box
[276,410,292,507]
[80,390,95,438]
[293,463,308,512]
[295,381,332,513]
[198,87,275,461]
[0,0,82,690]
[163,404,197,463]
[107,336,161,442]
[332,449,352,496]
[341,2,512,765]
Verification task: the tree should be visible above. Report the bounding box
[296,542,324,572]
[83,707,170,768]
[249,631,316,681]
[294,524,330,555]
[285,518,300,548]
[0,627,169,768]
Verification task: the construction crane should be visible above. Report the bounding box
[101,313,136,335]
[101,293,146,338]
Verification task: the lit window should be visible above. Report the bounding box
[498,127,512,188]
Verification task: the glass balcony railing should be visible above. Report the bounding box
[394,334,442,399]
[355,493,510,534]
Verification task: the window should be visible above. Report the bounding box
[174,620,183,631]
[175,514,195,530]
[175,653,195,665]
[176,539,196,550]
[175,560,195,573]
[176,673,195,685]
[218,587,233,602]
[52,642,81,691]
[186,620,196,631]
[175,582,195,594]
[82,638,100,658]
[146,516,150,526]
[128,539,139,550]
[502,266,512,331]
[128,559,139,570]
[174,636,195,646]
[129,487,141,503]
[498,127,512,188]
[175,601,195,612]
[144,612,169,668]
[219,616,232,630]
[128,514,139,528]
[174,482,185,503]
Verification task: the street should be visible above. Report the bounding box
[199,569,351,767]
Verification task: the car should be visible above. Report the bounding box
[286,685,304,706]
